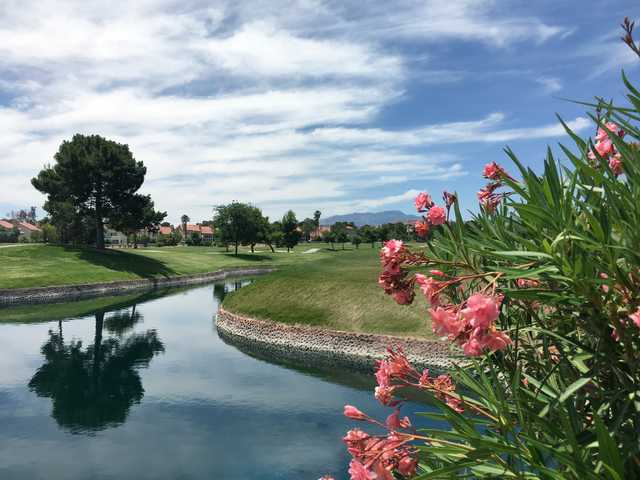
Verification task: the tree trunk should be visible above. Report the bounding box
[93,312,104,377]
[342,243,345,250]
[95,213,105,249]
[251,243,255,253]
[268,243,275,253]
[235,241,239,256]
[134,232,138,249]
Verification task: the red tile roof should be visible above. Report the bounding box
[159,226,173,235]
[185,224,200,232]
[19,222,41,232]
[0,220,14,230]
[200,226,213,235]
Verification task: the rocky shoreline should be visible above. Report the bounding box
[0,267,276,306]
[216,308,454,373]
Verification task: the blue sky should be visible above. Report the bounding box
[0,1,638,224]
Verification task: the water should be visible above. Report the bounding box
[0,280,435,479]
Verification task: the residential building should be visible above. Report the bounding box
[310,225,331,240]
[14,221,42,240]
[104,227,128,246]
[0,219,14,231]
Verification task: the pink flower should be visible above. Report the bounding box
[630,308,640,328]
[426,205,446,225]
[348,459,375,480]
[429,307,464,337]
[415,274,442,305]
[381,240,404,261]
[483,161,508,181]
[596,122,625,142]
[516,278,540,288]
[385,410,410,430]
[414,221,429,237]
[430,269,445,277]
[595,138,614,158]
[461,294,500,330]
[375,386,395,405]
[414,192,433,211]
[392,289,413,305]
[462,337,483,356]
[397,455,418,477]
[482,330,512,351]
[344,405,368,421]
[609,154,623,176]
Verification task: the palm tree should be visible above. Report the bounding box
[313,210,321,240]
[181,214,190,243]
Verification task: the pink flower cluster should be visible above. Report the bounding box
[378,240,415,305]
[333,349,465,479]
[413,191,454,237]
[374,348,463,412]
[429,293,511,356]
[588,121,626,176]
[478,161,511,213]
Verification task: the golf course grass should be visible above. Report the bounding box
[223,246,433,337]
[0,243,432,337]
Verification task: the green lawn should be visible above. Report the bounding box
[0,242,432,337]
[0,243,337,289]
[223,246,433,337]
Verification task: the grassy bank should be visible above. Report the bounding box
[0,243,337,289]
[223,246,433,337]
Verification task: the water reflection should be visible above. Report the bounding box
[28,310,164,433]
[0,279,435,480]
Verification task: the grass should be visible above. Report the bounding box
[0,242,432,337]
[0,243,337,289]
[223,246,433,337]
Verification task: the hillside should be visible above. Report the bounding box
[321,210,419,227]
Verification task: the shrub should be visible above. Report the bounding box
[329,35,640,480]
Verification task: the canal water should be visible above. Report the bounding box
[0,280,434,479]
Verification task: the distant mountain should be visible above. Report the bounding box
[321,210,419,227]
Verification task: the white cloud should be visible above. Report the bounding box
[0,1,578,221]
[536,77,562,93]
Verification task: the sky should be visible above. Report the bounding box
[0,1,638,225]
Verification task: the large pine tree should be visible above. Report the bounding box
[32,134,148,249]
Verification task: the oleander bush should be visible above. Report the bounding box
[326,24,640,480]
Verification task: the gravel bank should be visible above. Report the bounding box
[216,308,454,373]
[0,267,276,306]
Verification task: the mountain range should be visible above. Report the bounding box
[320,210,419,227]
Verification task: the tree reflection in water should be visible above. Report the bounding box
[28,306,164,434]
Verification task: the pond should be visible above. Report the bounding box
[0,280,435,479]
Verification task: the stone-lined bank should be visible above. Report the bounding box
[0,267,276,306]
[216,308,454,373]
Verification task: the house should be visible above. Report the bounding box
[104,227,128,246]
[14,221,42,240]
[0,219,14,231]
[159,225,173,236]
[184,224,214,243]
[200,225,214,243]
[310,225,331,240]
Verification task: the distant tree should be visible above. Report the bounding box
[110,195,166,249]
[213,202,261,256]
[281,210,301,252]
[351,235,362,249]
[301,218,316,242]
[40,222,58,243]
[160,221,171,227]
[313,210,321,239]
[186,231,202,246]
[32,134,148,249]
[322,230,337,250]
[181,214,190,241]
[360,225,378,248]
[0,227,20,243]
